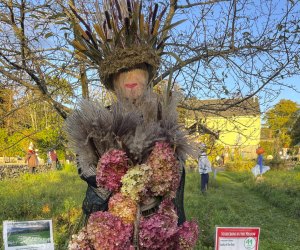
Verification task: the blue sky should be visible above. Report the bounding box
[170,0,300,114]
[267,75,300,109]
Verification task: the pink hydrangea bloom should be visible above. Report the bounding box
[96,149,128,192]
[139,199,199,250]
[146,141,180,197]
[139,200,179,250]
[87,211,134,250]
[109,193,137,224]
[68,228,92,250]
[177,221,199,250]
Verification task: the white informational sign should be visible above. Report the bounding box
[215,227,260,250]
[3,220,54,250]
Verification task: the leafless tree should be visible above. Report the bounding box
[0,0,299,119]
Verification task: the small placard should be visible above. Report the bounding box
[3,220,54,250]
[215,227,260,250]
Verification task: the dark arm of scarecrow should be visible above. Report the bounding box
[76,157,97,188]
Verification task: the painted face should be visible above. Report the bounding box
[113,68,149,100]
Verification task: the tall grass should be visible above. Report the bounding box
[0,164,86,249]
[184,168,300,250]
[247,167,300,218]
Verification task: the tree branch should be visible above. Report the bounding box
[20,0,27,68]
[0,52,70,119]
[0,67,38,91]
[178,57,293,112]
[0,130,41,153]
[230,0,237,50]
[154,42,274,86]
[177,0,230,9]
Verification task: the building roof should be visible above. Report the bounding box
[182,97,260,118]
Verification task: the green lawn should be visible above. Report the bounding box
[1,164,300,249]
[185,168,300,250]
[0,164,86,249]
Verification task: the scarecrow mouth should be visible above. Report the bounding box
[125,83,138,89]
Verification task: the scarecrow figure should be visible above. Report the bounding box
[65,1,199,249]
[25,142,38,173]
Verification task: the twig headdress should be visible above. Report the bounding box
[67,0,182,90]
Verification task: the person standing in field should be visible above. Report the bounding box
[198,144,212,194]
[50,150,58,170]
[25,143,38,173]
[256,146,265,177]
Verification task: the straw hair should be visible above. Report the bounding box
[66,0,182,90]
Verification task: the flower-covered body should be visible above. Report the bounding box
[69,142,199,250]
[96,149,128,192]
[69,143,199,250]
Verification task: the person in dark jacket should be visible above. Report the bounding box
[49,150,58,170]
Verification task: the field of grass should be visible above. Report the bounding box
[1,164,300,249]
[0,164,86,249]
[185,166,300,249]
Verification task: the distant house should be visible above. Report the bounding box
[183,97,261,159]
